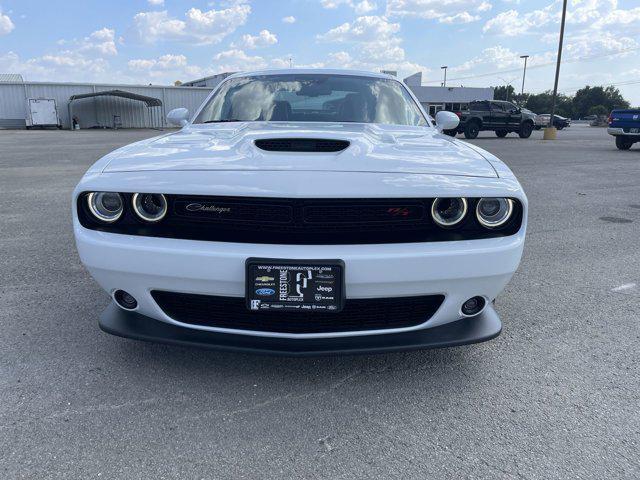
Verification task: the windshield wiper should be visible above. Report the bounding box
[203,119,245,123]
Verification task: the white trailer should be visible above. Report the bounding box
[25,98,60,128]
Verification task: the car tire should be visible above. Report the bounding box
[496,130,508,138]
[557,125,564,131]
[443,129,457,137]
[518,122,533,139]
[616,136,633,150]
[464,122,480,139]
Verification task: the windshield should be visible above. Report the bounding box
[194,74,428,127]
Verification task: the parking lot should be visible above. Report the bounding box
[1,125,638,478]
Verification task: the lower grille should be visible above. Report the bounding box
[151,291,444,334]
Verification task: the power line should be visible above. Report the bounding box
[420,46,640,85]
[560,78,640,94]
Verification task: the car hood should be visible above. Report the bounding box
[101,122,498,178]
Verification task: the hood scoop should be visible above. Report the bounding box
[254,138,350,153]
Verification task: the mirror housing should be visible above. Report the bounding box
[435,111,460,133]
[167,108,190,127]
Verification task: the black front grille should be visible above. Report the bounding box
[78,195,523,244]
[254,138,350,152]
[152,291,444,334]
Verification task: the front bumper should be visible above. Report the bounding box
[76,226,525,339]
[99,301,502,356]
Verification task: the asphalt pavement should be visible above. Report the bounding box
[1,125,638,479]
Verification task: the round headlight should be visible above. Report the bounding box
[132,193,167,222]
[431,197,468,227]
[476,198,514,228]
[87,192,123,223]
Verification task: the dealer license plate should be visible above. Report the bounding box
[246,258,345,313]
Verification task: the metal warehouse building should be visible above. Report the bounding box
[0,77,213,129]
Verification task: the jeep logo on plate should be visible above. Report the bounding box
[255,288,275,296]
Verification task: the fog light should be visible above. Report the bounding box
[461,296,485,316]
[114,290,138,310]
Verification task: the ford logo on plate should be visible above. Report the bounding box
[255,288,275,296]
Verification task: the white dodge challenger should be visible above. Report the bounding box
[73,69,527,355]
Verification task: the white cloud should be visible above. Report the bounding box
[482,0,637,37]
[78,28,118,56]
[317,15,412,69]
[593,6,640,32]
[317,15,406,66]
[439,12,480,24]
[0,26,121,82]
[0,9,15,35]
[132,4,250,44]
[318,15,400,43]
[386,0,489,21]
[126,53,206,82]
[321,0,377,14]
[284,50,430,81]
[232,29,277,49]
[449,45,523,73]
[147,0,164,5]
[0,51,49,78]
[282,16,296,23]
[212,49,267,72]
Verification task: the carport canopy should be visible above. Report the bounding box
[69,89,162,106]
[68,89,163,129]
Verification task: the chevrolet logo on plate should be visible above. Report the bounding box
[255,276,275,282]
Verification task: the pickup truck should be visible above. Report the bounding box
[608,109,640,150]
[449,100,536,139]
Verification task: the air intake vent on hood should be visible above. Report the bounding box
[254,138,350,153]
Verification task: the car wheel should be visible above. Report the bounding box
[616,136,633,150]
[496,130,508,138]
[443,129,457,137]
[464,122,480,139]
[557,125,564,131]
[518,122,533,138]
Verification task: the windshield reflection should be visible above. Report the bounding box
[195,74,427,127]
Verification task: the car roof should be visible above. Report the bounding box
[226,69,397,80]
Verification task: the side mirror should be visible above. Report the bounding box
[167,108,190,127]
[435,111,460,133]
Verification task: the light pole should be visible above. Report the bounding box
[545,0,568,139]
[520,55,529,95]
[441,66,448,87]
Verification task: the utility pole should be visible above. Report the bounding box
[520,55,529,95]
[441,66,448,87]
[546,0,567,138]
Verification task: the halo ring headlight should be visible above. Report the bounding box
[132,193,168,222]
[87,192,123,223]
[431,197,468,227]
[476,198,514,228]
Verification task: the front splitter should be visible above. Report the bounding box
[99,302,502,356]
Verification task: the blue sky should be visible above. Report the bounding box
[1,0,639,104]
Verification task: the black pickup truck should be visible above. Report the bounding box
[447,100,537,139]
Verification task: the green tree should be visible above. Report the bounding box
[524,91,573,117]
[572,86,629,118]
[588,105,609,116]
[493,85,516,101]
